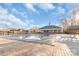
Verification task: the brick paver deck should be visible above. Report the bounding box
[0,41,73,56]
[51,42,73,56]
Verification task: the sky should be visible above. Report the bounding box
[0,3,79,29]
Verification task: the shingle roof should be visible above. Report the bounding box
[40,25,61,29]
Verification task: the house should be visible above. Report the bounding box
[66,25,79,34]
[0,28,14,35]
[29,27,41,33]
[40,25,63,34]
[0,28,29,35]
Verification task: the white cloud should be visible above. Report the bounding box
[8,14,25,24]
[24,3,55,13]
[38,3,55,11]
[3,14,34,28]
[0,6,34,29]
[0,14,26,28]
[0,6,8,16]
[28,24,46,29]
[0,14,34,28]
[57,7,65,14]
[51,7,66,15]
[26,4,36,12]
[24,19,34,25]
[12,8,28,18]
[24,3,38,13]
[0,21,12,26]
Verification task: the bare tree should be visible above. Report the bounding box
[59,18,68,32]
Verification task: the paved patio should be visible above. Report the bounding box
[0,40,73,56]
[1,34,79,56]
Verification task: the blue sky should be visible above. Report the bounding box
[0,3,79,29]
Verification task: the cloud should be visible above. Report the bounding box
[24,3,39,13]
[0,6,34,29]
[1,14,34,28]
[0,14,34,29]
[67,3,79,9]
[0,6,8,16]
[0,14,26,28]
[28,23,46,29]
[12,8,28,18]
[57,7,65,14]
[24,3,55,13]
[0,21,12,26]
[51,7,66,16]
[38,3,55,11]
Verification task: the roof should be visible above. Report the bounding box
[40,25,61,29]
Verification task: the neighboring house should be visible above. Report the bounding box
[66,25,79,34]
[29,27,41,33]
[9,29,29,34]
[0,28,14,35]
[0,28,29,35]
